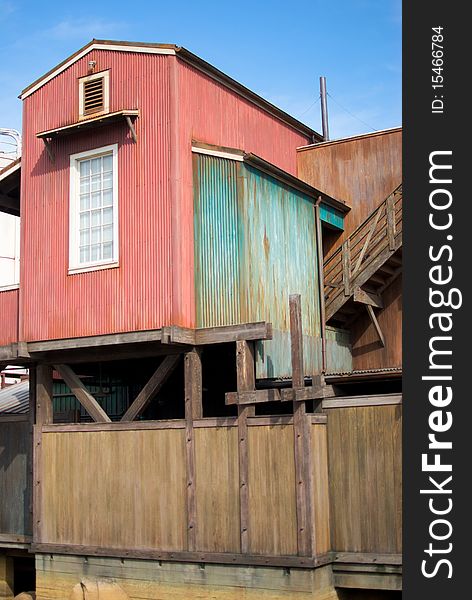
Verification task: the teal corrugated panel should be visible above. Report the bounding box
[241,165,321,378]
[194,155,323,379]
[194,154,242,327]
[325,326,353,373]
[319,203,344,230]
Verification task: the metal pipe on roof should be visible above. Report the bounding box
[320,77,330,141]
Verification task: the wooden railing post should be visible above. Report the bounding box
[289,294,315,558]
[342,240,351,296]
[236,340,255,555]
[386,194,396,251]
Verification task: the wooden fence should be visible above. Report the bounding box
[33,417,330,565]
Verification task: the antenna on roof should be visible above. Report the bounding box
[319,77,330,141]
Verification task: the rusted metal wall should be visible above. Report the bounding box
[0,288,18,347]
[20,50,175,341]
[194,154,322,379]
[297,129,402,255]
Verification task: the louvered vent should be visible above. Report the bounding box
[83,77,104,115]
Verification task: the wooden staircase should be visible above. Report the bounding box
[324,184,402,328]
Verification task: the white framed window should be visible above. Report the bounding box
[79,70,110,118]
[69,144,118,273]
[0,213,20,290]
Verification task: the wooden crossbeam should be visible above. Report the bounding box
[121,355,181,421]
[366,305,385,347]
[352,207,381,276]
[280,385,334,403]
[353,287,383,309]
[225,388,281,405]
[54,364,111,423]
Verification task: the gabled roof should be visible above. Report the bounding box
[20,39,321,142]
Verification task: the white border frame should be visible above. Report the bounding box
[78,70,110,119]
[69,144,119,274]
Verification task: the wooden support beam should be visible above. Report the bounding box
[196,322,273,345]
[36,364,53,426]
[289,294,315,558]
[184,349,202,551]
[125,115,137,143]
[366,305,385,347]
[54,364,111,423]
[353,287,383,309]
[225,388,281,405]
[342,240,351,296]
[236,340,255,555]
[121,355,180,422]
[42,138,55,162]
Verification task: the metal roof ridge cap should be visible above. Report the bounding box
[0,158,21,181]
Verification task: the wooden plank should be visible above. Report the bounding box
[289,294,315,558]
[184,349,202,551]
[54,364,111,423]
[28,329,164,353]
[30,543,318,567]
[280,385,335,402]
[0,414,29,423]
[353,287,383,308]
[225,389,281,405]
[352,206,381,276]
[366,305,385,347]
[121,355,180,421]
[323,394,402,409]
[236,340,255,555]
[342,240,351,296]
[33,426,42,544]
[386,194,396,251]
[333,571,402,591]
[196,322,272,344]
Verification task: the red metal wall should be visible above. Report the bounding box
[20,50,174,341]
[0,289,19,346]
[20,49,311,342]
[175,59,311,326]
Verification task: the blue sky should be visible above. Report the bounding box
[0,0,401,140]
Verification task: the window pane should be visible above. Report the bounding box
[80,212,90,229]
[80,230,90,246]
[103,154,113,172]
[80,247,90,263]
[91,244,101,261]
[91,227,101,244]
[91,174,101,192]
[103,242,113,259]
[80,178,90,194]
[103,171,113,190]
[91,210,101,227]
[80,160,90,177]
[80,194,90,211]
[91,158,101,175]
[103,207,113,225]
[91,191,101,209]
[102,189,113,207]
[102,225,113,242]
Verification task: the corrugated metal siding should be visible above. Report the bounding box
[0,288,19,346]
[325,326,352,374]
[20,50,177,341]
[194,155,322,379]
[194,154,241,327]
[53,380,128,421]
[0,380,29,414]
